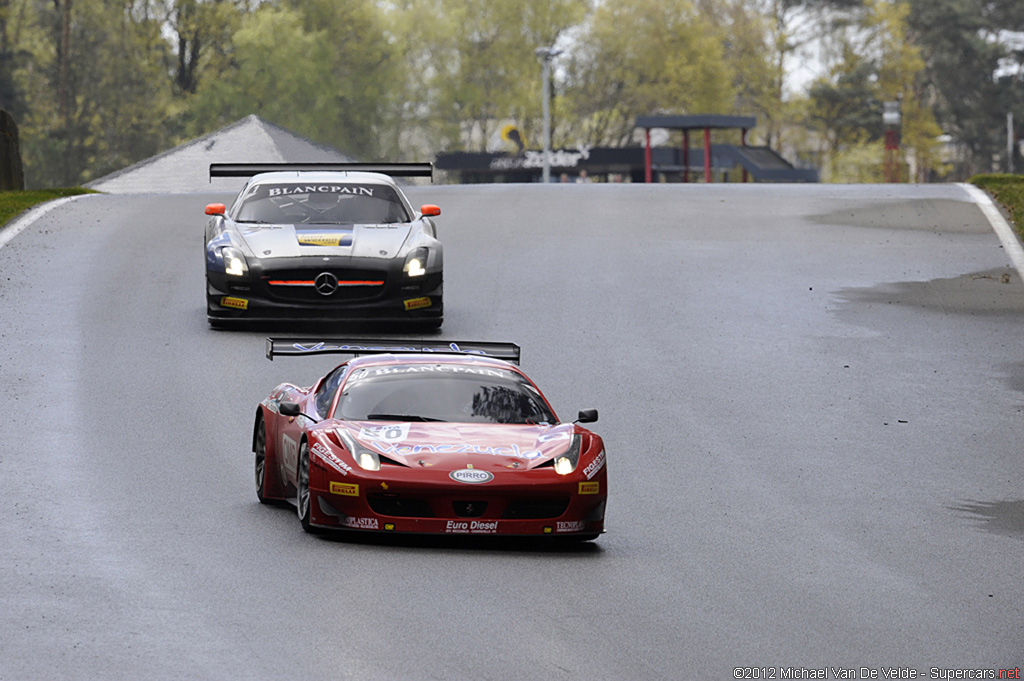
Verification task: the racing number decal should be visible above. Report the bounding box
[359,423,410,443]
[281,434,299,472]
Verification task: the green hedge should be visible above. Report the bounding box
[970,174,1024,238]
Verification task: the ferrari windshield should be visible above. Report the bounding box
[337,364,557,424]
[234,183,411,224]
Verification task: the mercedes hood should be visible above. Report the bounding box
[238,222,414,259]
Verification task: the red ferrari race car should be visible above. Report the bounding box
[253,339,607,540]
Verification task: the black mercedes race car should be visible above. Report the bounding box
[204,163,443,328]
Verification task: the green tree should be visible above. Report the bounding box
[382,0,585,155]
[561,0,736,148]
[17,0,176,186]
[0,0,28,120]
[806,47,880,159]
[907,0,1024,177]
[185,0,398,160]
[159,0,250,96]
[866,0,945,181]
[805,0,944,182]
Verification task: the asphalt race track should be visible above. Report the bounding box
[1,183,1021,680]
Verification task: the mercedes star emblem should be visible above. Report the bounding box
[314,272,338,296]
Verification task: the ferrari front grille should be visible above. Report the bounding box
[367,494,434,518]
[452,501,488,518]
[502,498,570,520]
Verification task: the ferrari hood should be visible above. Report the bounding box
[238,222,413,259]
[338,422,577,471]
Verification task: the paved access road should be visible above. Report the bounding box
[1,183,1021,680]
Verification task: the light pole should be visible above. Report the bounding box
[882,99,902,182]
[535,46,561,183]
[1008,112,1014,174]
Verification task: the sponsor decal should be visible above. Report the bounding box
[578,481,600,495]
[261,386,293,414]
[358,423,410,443]
[220,296,248,310]
[582,449,606,480]
[449,468,494,484]
[403,296,432,311]
[311,442,353,476]
[330,482,359,497]
[538,430,572,443]
[384,523,396,531]
[281,435,298,470]
[372,441,543,460]
[556,521,586,533]
[288,341,501,358]
[445,520,499,534]
[267,185,375,197]
[543,526,553,534]
[341,517,379,530]
[297,232,353,247]
[490,147,591,170]
[365,365,509,379]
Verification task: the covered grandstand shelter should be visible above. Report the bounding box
[636,114,756,183]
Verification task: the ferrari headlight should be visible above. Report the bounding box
[553,435,582,475]
[337,429,381,471]
[221,246,249,277]
[403,248,428,277]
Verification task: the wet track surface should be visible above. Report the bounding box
[1,183,1022,679]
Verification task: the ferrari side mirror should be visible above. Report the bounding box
[575,409,598,424]
[420,204,441,217]
[205,203,226,216]
[279,402,301,416]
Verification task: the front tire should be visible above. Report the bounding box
[255,418,271,504]
[297,442,314,532]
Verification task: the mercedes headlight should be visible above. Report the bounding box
[553,434,582,475]
[221,246,249,277]
[336,429,381,472]
[403,247,428,278]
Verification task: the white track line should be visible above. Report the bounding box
[0,196,80,250]
[961,182,1024,282]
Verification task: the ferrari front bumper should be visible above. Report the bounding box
[306,469,607,538]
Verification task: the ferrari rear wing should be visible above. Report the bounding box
[266,338,521,364]
[210,163,433,180]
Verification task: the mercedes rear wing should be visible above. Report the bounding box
[210,163,433,181]
[266,338,521,365]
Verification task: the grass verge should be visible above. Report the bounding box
[970,174,1024,239]
[0,187,97,228]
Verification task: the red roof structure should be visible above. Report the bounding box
[636,114,757,183]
